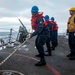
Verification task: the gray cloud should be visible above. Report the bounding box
[0,0,75,32]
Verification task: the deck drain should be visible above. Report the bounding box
[0,70,24,75]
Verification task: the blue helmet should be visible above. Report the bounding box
[51,17,54,21]
[44,15,49,20]
[31,6,39,12]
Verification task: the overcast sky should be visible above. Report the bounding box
[0,0,75,33]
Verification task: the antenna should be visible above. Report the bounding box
[8,28,13,43]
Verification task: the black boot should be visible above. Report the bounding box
[45,53,52,56]
[45,49,52,56]
[51,47,55,50]
[35,54,41,57]
[69,52,75,60]
[67,53,72,57]
[66,52,74,57]
[69,56,75,60]
[35,56,46,66]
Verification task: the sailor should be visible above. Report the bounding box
[29,6,50,66]
[44,15,52,56]
[50,17,58,50]
[66,7,75,60]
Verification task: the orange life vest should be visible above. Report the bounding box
[44,21,50,26]
[31,12,44,30]
[50,21,58,30]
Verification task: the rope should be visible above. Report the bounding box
[0,37,30,66]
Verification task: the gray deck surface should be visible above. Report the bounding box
[0,36,75,75]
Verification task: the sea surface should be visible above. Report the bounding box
[0,31,67,51]
[0,31,66,43]
[0,31,18,44]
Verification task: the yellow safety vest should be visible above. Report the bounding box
[67,15,75,32]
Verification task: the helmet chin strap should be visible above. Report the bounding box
[32,12,38,17]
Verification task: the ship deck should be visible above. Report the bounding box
[0,36,75,75]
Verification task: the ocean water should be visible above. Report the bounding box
[0,31,66,51]
[0,32,66,43]
[0,31,30,51]
[0,31,18,44]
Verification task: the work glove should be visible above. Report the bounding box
[29,33,33,39]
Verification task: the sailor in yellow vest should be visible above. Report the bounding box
[66,7,75,60]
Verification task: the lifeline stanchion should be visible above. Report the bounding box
[0,37,30,66]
